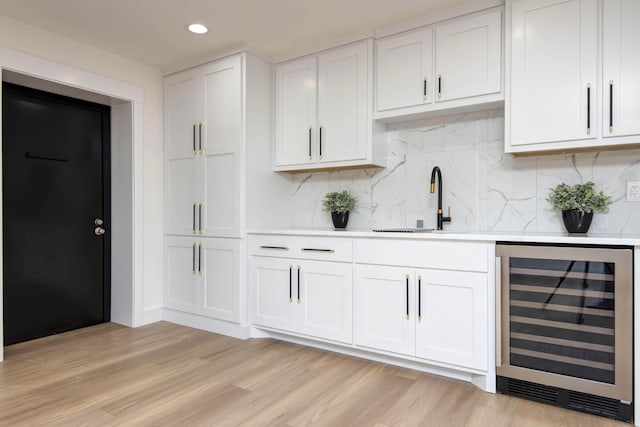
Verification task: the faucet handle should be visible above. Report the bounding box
[443,206,452,222]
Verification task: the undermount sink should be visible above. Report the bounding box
[372,227,437,233]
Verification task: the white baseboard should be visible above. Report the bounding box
[162,309,251,340]
[142,307,163,325]
[251,328,492,392]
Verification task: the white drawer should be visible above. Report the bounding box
[354,239,488,272]
[249,235,353,262]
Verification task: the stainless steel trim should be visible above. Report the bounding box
[511,300,614,317]
[510,332,614,353]
[509,267,613,281]
[495,256,502,368]
[510,347,614,371]
[509,315,614,335]
[511,284,613,299]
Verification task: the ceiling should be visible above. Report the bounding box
[0,0,474,73]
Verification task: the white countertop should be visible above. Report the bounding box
[247,228,640,246]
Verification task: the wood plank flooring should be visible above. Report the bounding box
[0,322,629,426]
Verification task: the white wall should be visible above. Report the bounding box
[0,16,164,317]
[290,109,640,235]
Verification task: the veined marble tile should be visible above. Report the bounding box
[287,109,638,235]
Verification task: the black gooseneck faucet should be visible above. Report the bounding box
[429,166,451,230]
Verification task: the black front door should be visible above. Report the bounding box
[2,82,110,346]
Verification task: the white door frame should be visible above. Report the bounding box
[0,46,145,361]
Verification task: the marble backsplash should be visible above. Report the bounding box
[288,109,640,235]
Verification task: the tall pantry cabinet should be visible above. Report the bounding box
[163,53,273,333]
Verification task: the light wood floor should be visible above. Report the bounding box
[0,322,629,426]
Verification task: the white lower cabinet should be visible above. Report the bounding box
[415,269,487,370]
[355,264,488,370]
[251,257,353,344]
[164,236,241,323]
[249,234,490,375]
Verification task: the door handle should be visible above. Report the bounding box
[405,274,410,320]
[297,265,301,303]
[94,227,105,236]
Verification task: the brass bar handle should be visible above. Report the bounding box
[198,243,202,275]
[198,122,203,153]
[301,248,335,253]
[259,245,289,251]
[418,275,422,321]
[319,125,323,160]
[198,203,203,234]
[193,124,197,154]
[192,242,197,274]
[308,126,312,160]
[495,256,502,368]
[193,203,197,234]
[297,265,301,303]
[609,80,614,132]
[289,265,293,302]
[405,274,410,320]
[423,77,428,101]
[437,74,442,98]
[587,83,591,135]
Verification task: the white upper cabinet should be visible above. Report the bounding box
[317,44,369,164]
[375,9,503,120]
[435,10,502,102]
[164,55,243,237]
[274,40,385,172]
[376,28,434,111]
[602,0,640,139]
[274,57,317,167]
[506,0,640,153]
[508,0,597,149]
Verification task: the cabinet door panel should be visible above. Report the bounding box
[164,237,198,313]
[435,10,501,102]
[251,258,296,331]
[165,73,199,159]
[165,156,197,235]
[415,269,487,370]
[603,0,640,138]
[510,0,597,146]
[201,152,238,236]
[275,57,317,167]
[376,29,433,111]
[200,239,240,323]
[318,43,368,163]
[202,56,243,154]
[355,265,415,356]
[297,261,353,344]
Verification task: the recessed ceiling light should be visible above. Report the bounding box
[187,23,208,34]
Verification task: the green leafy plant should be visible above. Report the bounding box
[322,190,356,213]
[547,181,611,213]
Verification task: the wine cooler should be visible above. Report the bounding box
[496,243,633,422]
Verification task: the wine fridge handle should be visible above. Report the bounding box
[495,256,502,368]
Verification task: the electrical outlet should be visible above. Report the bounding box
[627,181,640,202]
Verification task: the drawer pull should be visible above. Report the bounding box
[259,245,289,251]
[301,248,335,253]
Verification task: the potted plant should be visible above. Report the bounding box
[322,190,356,229]
[547,181,611,233]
